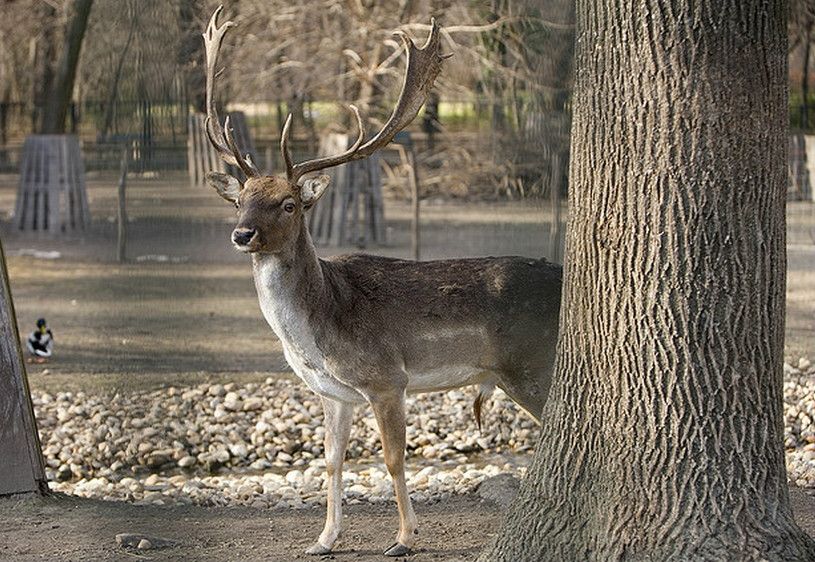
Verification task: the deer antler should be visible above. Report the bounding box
[203,6,260,179]
[282,18,449,184]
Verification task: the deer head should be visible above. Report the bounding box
[202,6,447,254]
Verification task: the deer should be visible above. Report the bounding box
[202,6,561,557]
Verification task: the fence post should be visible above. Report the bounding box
[117,145,129,263]
[407,143,421,261]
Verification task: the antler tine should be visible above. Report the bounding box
[224,115,259,179]
[203,6,260,177]
[280,114,295,180]
[354,18,446,155]
[289,105,364,184]
[285,19,447,184]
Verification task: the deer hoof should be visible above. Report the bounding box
[305,542,332,555]
[384,542,412,557]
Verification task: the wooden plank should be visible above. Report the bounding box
[407,147,420,260]
[350,160,361,246]
[14,137,33,229]
[76,139,88,228]
[52,136,66,232]
[369,152,385,244]
[187,114,197,187]
[0,237,47,496]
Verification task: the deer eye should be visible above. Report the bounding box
[283,201,296,213]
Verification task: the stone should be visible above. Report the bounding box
[115,533,176,549]
[178,455,197,468]
[477,474,520,508]
[228,442,249,459]
[223,392,243,411]
[243,397,264,411]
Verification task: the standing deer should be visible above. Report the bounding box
[202,7,561,556]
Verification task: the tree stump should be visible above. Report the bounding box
[187,111,257,187]
[0,238,47,496]
[309,133,386,247]
[13,135,89,233]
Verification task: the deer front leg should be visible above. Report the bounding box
[306,397,354,555]
[370,391,418,557]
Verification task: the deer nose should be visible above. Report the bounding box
[232,228,256,246]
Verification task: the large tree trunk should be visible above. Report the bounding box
[480,2,815,560]
[39,0,93,135]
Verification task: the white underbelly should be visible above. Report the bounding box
[406,326,492,392]
[283,346,365,404]
[406,365,486,393]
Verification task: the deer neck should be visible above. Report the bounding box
[251,221,325,344]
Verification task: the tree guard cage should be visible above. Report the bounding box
[13,135,89,233]
[789,133,815,201]
[309,133,386,247]
[187,111,258,187]
[0,239,47,496]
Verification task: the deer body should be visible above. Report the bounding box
[201,8,561,555]
[252,220,560,410]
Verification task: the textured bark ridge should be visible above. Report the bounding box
[481,1,815,560]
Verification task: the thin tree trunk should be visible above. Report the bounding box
[117,146,129,263]
[100,3,138,141]
[802,24,811,130]
[481,1,815,560]
[39,0,93,135]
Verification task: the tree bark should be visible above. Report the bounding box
[32,4,57,132]
[39,0,94,135]
[480,1,815,560]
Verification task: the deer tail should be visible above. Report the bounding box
[473,382,495,432]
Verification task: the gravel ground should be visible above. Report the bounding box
[37,378,537,508]
[29,356,815,509]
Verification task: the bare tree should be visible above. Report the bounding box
[39,0,94,134]
[98,0,140,140]
[480,1,815,559]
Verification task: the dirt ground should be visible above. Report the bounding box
[2,488,815,561]
[0,172,814,559]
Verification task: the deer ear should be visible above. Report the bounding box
[300,175,330,209]
[206,172,242,204]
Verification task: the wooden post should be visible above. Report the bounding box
[407,145,421,261]
[265,145,274,175]
[117,145,129,263]
[549,153,563,263]
[0,238,47,496]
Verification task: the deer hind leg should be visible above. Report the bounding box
[370,391,418,557]
[306,397,354,555]
[497,366,552,423]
